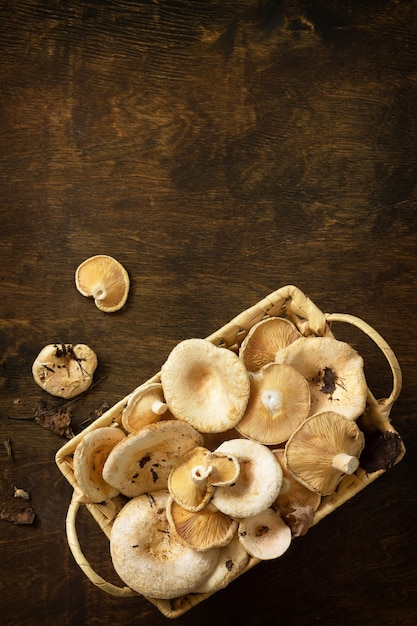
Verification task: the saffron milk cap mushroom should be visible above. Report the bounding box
[211,439,283,518]
[73,426,126,502]
[194,534,250,594]
[121,383,170,433]
[102,420,204,498]
[275,336,367,420]
[238,508,292,560]
[32,343,98,399]
[236,363,311,445]
[284,411,365,496]
[110,490,219,599]
[239,317,302,372]
[161,338,250,433]
[75,254,130,313]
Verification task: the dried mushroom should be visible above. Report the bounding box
[236,363,311,445]
[238,508,292,560]
[75,254,130,313]
[121,383,170,434]
[239,317,301,372]
[161,338,250,433]
[32,343,98,399]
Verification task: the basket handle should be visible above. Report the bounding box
[325,312,402,428]
[66,491,137,598]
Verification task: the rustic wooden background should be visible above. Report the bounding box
[1,1,416,624]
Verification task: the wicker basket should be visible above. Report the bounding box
[56,285,404,619]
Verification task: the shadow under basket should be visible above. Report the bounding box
[56,285,405,619]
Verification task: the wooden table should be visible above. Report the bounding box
[1,2,416,624]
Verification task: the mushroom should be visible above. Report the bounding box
[238,508,292,560]
[102,419,204,498]
[284,411,365,496]
[236,363,311,445]
[32,343,98,399]
[73,426,126,502]
[168,446,216,512]
[275,336,367,420]
[211,439,283,518]
[166,497,237,551]
[110,490,219,599]
[271,449,321,536]
[121,383,170,434]
[75,254,130,313]
[239,317,302,372]
[160,338,250,433]
[194,534,250,594]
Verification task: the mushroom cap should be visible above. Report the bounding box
[275,336,367,420]
[194,534,250,594]
[239,317,301,372]
[208,450,240,487]
[75,254,130,313]
[168,446,215,512]
[236,363,311,445]
[167,497,237,551]
[284,411,365,495]
[102,420,204,498]
[121,383,170,434]
[73,426,126,502]
[32,343,98,399]
[110,490,219,599]
[161,338,250,433]
[238,508,292,560]
[211,439,283,518]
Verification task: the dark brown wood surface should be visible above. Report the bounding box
[1,1,416,624]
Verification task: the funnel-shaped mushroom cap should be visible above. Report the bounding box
[73,426,126,502]
[284,411,365,496]
[121,383,170,433]
[32,343,98,399]
[161,338,250,433]
[276,336,367,420]
[102,420,203,498]
[236,363,311,445]
[110,490,219,599]
[168,447,215,512]
[238,508,292,560]
[195,534,249,594]
[239,317,301,372]
[211,439,283,518]
[167,498,237,551]
[75,255,130,312]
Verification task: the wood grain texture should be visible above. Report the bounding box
[1,1,417,624]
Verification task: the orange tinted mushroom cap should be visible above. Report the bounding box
[75,255,130,312]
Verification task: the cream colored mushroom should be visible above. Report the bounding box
[194,534,250,594]
[239,317,302,372]
[236,363,311,445]
[110,490,219,599]
[121,383,170,434]
[275,336,367,420]
[102,419,204,498]
[73,426,126,502]
[211,439,283,518]
[75,254,130,313]
[238,508,292,560]
[284,411,365,496]
[32,343,98,399]
[160,338,250,433]
[166,497,237,551]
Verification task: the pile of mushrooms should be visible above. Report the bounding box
[72,318,371,600]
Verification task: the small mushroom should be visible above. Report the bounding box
[194,534,250,594]
[275,336,367,420]
[102,419,204,498]
[110,490,219,599]
[238,508,292,560]
[75,254,130,313]
[239,317,302,372]
[32,343,98,399]
[73,426,126,502]
[284,411,365,496]
[211,439,283,518]
[166,497,237,551]
[236,363,311,445]
[161,338,250,433]
[121,383,170,434]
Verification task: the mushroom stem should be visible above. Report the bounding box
[261,389,282,414]
[279,477,291,496]
[151,400,168,415]
[92,283,107,301]
[331,453,359,474]
[190,464,213,485]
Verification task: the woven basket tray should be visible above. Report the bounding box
[56,285,404,619]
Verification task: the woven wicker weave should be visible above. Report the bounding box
[56,285,404,619]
